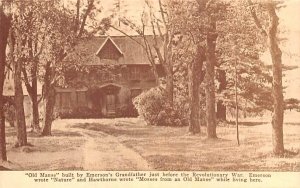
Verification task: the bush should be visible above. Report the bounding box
[133,87,187,127]
[116,104,138,117]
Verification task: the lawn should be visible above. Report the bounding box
[1,116,300,171]
[72,118,300,171]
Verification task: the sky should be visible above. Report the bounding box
[267,0,300,99]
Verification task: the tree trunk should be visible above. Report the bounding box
[235,58,240,146]
[165,67,174,107]
[216,69,226,121]
[30,45,40,132]
[14,59,27,147]
[31,85,40,132]
[188,45,206,134]
[267,3,284,156]
[41,62,56,136]
[0,6,10,161]
[41,85,55,136]
[160,45,174,107]
[205,17,218,139]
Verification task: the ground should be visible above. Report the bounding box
[1,113,300,171]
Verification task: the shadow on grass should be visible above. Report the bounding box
[283,149,299,157]
[0,166,11,171]
[202,137,231,143]
[285,122,300,126]
[5,128,42,138]
[227,121,268,126]
[51,130,82,137]
[147,154,191,171]
[6,127,82,138]
[73,123,151,137]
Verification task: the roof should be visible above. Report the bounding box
[96,37,124,57]
[66,35,160,65]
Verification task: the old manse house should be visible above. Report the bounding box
[55,36,164,118]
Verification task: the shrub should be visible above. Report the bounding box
[116,104,138,117]
[133,87,187,127]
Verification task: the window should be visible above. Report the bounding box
[60,92,72,109]
[96,38,123,60]
[76,91,86,107]
[129,66,140,80]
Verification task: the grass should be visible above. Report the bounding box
[3,125,85,170]
[1,117,300,171]
[72,118,300,171]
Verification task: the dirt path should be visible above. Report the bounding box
[55,121,151,170]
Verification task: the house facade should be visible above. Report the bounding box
[55,36,164,118]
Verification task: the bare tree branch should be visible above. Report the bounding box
[21,65,33,97]
[77,0,94,38]
[109,25,146,48]
[247,0,268,37]
[158,0,168,27]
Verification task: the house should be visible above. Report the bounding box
[3,71,43,125]
[55,35,164,118]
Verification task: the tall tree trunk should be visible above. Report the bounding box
[41,85,55,136]
[41,62,56,136]
[216,69,226,121]
[267,3,284,156]
[188,45,205,134]
[29,39,40,132]
[165,67,174,107]
[14,59,27,147]
[31,78,40,132]
[205,17,218,139]
[0,7,11,161]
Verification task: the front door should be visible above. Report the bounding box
[106,94,116,115]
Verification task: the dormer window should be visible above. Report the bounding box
[96,37,123,60]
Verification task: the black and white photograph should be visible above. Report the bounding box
[0,0,299,185]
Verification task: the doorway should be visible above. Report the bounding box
[106,94,116,116]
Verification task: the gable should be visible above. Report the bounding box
[96,37,123,60]
[65,35,162,65]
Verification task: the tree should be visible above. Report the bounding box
[168,0,207,134]
[41,0,98,136]
[266,1,285,156]
[214,0,272,121]
[195,0,229,138]
[9,2,36,146]
[8,1,48,146]
[10,30,28,146]
[39,5,74,136]
[247,0,285,155]
[216,69,227,121]
[20,2,47,132]
[0,0,12,161]
[284,98,300,111]
[205,12,218,138]
[188,45,206,134]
